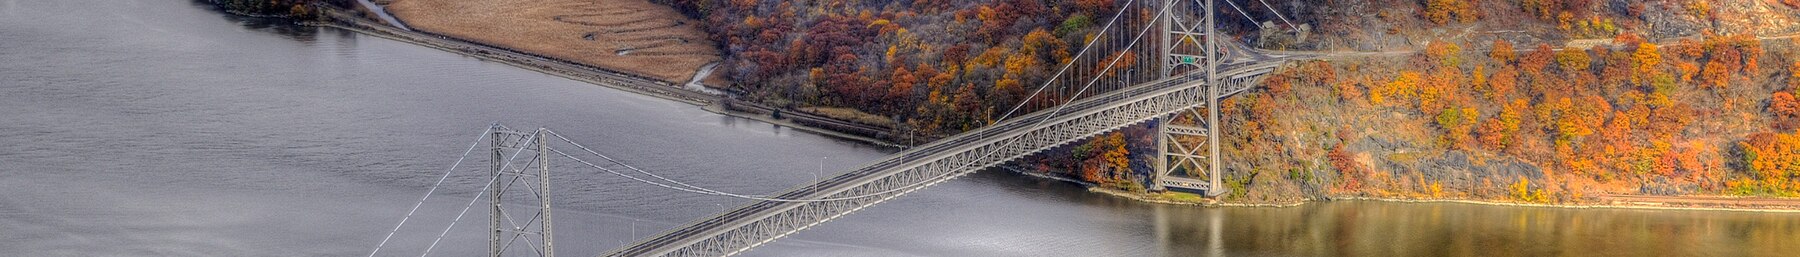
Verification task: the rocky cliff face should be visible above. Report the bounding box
[1637,0,1800,39]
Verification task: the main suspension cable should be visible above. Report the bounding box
[419,128,541,257]
[368,126,492,257]
[544,0,1174,203]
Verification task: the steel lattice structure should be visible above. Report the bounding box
[589,0,1309,255]
[602,60,1286,257]
[490,127,556,257]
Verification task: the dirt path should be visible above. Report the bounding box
[1266,32,1800,61]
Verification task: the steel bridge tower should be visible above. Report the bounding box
[1152,0,1226,196]
[489,127,555,257]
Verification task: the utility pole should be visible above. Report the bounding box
[814,156,826,194]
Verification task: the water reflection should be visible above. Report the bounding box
[187,0,318,42]
[4,0,1800,256]
[1150,200,1800,256]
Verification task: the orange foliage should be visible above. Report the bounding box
[1675,61,1700,82]
[1633,43,1661,75]
[1424,40,1462,67]
[1774,92,1800,118]
[1489,40,1515,64]
[1098,51,1138,77]
[1519,44,1555,75]
[1421,0,1478,24]
[1078,132,1130,183]
[1772,91,1800,129]
[1327,145,1364,190]
[1478,118,1509,150]
[1740,132,1800,189]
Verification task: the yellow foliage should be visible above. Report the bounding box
[1429,182,1445,198]
[1490,40,1516,63]
[1003,54,1039,77]
[1555,47,1590,72]
[1376,71,1423,107]
[1510,177,1533,201]
[1634,43,1661,75]
[970,47,1010,68]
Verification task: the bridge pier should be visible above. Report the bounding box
[1151,110,1225,196]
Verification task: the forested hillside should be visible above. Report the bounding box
[654,0,1179,135]
[650,0,1800,203]
[200,0,1800,203]
[1199,0,1800,202]
[209,0,345,17]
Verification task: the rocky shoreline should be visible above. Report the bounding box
[1084,186,1800,212]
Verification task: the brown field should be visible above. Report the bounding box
[385,0,720,83]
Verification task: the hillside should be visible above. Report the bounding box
[642,0,1800,204]
[1045,0,1800,204]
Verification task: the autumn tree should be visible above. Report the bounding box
[1372,71,1423,106]
[1421,0,1478,24]
[1555,47,1591,73]
[1737,132,1800,194]
[1772,91,1800,129]
[1633,43,1661,76]
[1519,44,1556,78]
[1490,40,1516,64]
[1424,40,1462,67]
[1074,132,1130,183]
[1327,145,1364,190]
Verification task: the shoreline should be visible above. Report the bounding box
[308,8,1800,214]
[310,9,903,148]
[1085,186,1800,213]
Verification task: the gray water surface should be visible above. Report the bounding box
[3,1,1798,256]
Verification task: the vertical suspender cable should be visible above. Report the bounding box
[420,130,540,257]
[368,126,493,257]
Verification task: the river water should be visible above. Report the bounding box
[2,1,1798,256]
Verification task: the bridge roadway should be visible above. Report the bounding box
[604,59,1291,257]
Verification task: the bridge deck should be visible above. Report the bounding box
[604,60,1288,257]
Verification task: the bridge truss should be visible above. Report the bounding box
[603,61,1283,256]
[371,1,1302,256]
[488,127,556,257]
[596,0,1299,255]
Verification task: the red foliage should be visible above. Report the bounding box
[1327,145,1364,190]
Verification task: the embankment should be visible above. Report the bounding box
[312,8,904,147]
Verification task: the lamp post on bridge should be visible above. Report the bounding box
[814,156,825,195]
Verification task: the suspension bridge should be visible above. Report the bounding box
[368,0,1318,256]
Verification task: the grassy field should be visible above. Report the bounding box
[386,0,719,83]
[798,107,897,128]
